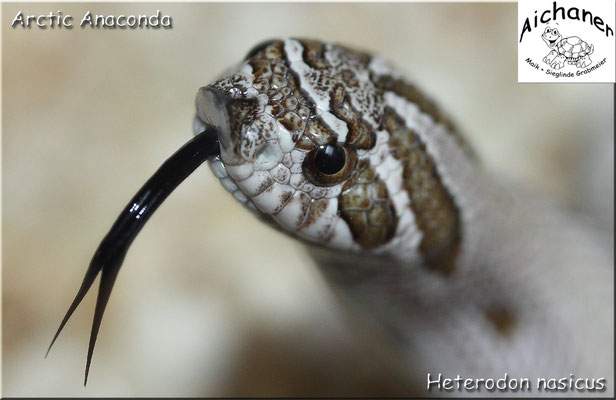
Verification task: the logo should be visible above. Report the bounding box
[541,27,594,69]
[518,0,615,83]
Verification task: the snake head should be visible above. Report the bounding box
[195,39,403,253]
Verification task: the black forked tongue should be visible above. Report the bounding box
[46,127,220,386]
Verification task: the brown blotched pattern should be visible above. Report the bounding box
[381,107,461,274]
[338,160,398,249]
[302,117,336,148]
[375,76,473,156]
[298,39,330,70]
[331,97,377,150]
[247,40,315,142]
[485,306,518,339]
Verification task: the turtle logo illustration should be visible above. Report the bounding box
[541,26,594,69]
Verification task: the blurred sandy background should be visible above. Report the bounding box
[2,2,613,397]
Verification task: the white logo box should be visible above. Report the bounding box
[518,0,615,83]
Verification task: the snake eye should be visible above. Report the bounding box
[303,144,357,187]
[315,144,346,174]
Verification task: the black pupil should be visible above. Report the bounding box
[315,145,346,175]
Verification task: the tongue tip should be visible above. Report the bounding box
[51,127,220,384]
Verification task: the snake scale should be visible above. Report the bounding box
[49,38,613,396]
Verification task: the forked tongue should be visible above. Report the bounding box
[46,127,220,385]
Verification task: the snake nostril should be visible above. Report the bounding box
[254,142,283,170]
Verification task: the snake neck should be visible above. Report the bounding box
[306,164,613,384]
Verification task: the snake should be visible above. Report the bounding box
[47,38,613,396]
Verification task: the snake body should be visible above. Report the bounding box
[195,39,613,396]
[51,38,612,395]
